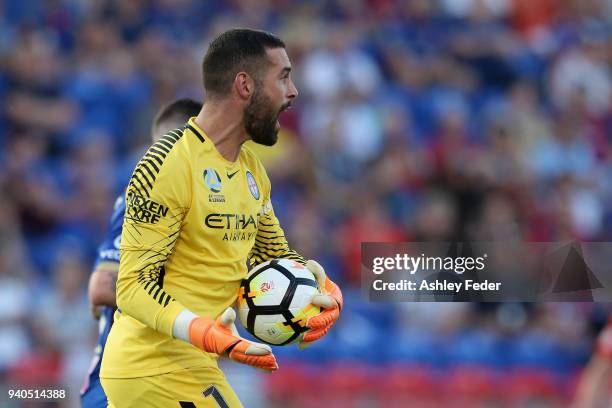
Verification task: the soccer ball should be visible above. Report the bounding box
[237,259,321,346]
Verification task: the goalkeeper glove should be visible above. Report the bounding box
[299,260,343,349]
[189,307,278,372]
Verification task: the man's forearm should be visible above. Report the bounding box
[89,263,119,308]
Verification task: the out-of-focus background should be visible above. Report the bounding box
[0,0,610,407]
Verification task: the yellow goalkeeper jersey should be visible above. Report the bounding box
[100,118,304,378]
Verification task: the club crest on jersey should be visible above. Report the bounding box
[246,171,259,200]
[203,168,226,202]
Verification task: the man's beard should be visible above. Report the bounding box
[244,88,288,146]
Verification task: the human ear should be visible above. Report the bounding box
[234,72,254,100]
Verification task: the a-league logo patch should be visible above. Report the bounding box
[203,168,222,193]
[246,171,259,200]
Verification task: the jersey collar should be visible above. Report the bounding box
[185,117,206,143]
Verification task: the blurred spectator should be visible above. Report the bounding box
[0,196,33,373]
[36,250,95,404]
[550,32,611,118]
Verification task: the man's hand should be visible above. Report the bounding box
[189,308,278,372]
[299,260,343,349]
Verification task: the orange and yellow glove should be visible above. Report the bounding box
[299,260,343,349]
[189,307,278,372]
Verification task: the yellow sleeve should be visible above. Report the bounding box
[117,132,191,337]
[249,173,305,267]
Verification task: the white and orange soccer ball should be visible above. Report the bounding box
[237,259,321,346]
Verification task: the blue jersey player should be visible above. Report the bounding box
[80,98,202,408]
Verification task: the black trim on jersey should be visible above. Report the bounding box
[159,134,178,145]
[157,139,173,150]
[288,255,303,264]
[134,168,154,189]
[129,179,148,197]
[253,238,286,248]
[144,152,163,166]
[257,226,282,234]
[128,129,184,198]
[168,129,183,139]
[135,257,170,307]
[255,233,286,241]
[153,142,170,154]
[142,157,160,173]
[139,162,157,182]
[251,244,280,256]
[158,266,166,288]
[152,286,162,300]
[186,124,205,143]
[155,291,165,305]
[162,132,179,143]
[257,234,286,243]
[149,147,167,158]
[129,231,181,308]
[249,254,264,266]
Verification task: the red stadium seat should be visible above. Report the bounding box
[444,365,500,399]
[504,368,564,406]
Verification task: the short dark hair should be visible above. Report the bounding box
[152,98,202,141]
[202,28,285,99]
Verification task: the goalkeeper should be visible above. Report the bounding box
[100,28,342,408]
[81,98,203,408]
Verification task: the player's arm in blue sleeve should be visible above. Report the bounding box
[88,195,125,313]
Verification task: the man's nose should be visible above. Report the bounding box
[287,80,298,99]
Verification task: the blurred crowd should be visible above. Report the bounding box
[0,0,610,406]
